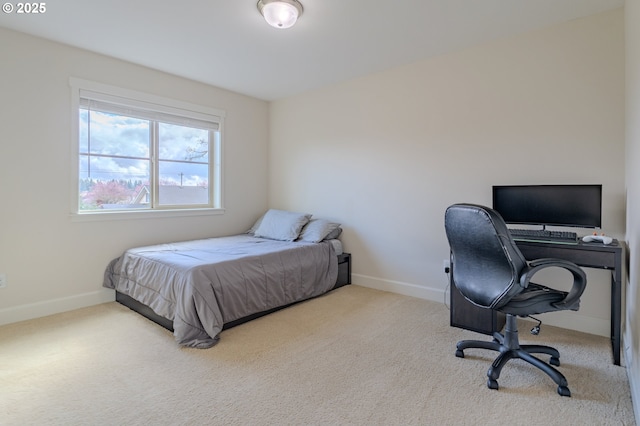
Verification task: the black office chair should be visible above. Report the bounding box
[444,203,587,397]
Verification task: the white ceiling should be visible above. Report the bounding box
[0,0,624,101]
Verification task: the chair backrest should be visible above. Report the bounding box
[444,203,528,309]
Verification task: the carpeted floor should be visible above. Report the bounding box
[0,285,635,425]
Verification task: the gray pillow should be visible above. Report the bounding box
[324,226,342,240]
[247,213,265,235]
[298,219,342,243]
[254,209,311,241]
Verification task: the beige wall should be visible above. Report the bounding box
[625,0,640,417]
[269,9,625,336]
[0,29,269,323]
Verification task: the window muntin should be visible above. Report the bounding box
[72,80,223,216]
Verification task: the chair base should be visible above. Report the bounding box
[455,314,571,397]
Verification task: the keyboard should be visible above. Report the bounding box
[509,228,578,244]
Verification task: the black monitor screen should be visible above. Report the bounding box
[492,184,602,228]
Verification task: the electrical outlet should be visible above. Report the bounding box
[0,273,6,288]
[443,260,450,274]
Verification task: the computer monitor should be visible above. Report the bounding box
[492,184,602,229]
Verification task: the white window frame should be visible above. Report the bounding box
[69,78,225,221]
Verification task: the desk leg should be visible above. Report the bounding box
[611,269,621,366]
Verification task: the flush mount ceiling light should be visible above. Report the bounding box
[257,0,303,29]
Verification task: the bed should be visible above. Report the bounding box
[103,210,351,348]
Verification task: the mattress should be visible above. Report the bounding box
[104,234,338,348]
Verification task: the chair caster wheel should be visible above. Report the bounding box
[455,349,464,358]
[487,379,499,390]
[550,357,560,366]
[557,386,571,397]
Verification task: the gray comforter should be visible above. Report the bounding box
[103,235,338,348]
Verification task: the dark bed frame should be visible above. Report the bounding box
[115,252,352,333]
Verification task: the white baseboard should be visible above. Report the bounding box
[526,310,609,337]
[352,273,609,337]
[1,276,611,339]
[352,273,446,304]
[0,289,115,326]
[624,328,640,422]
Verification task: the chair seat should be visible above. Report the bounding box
[499,283,572,316]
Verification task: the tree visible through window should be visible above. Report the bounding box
[74,83,223,213]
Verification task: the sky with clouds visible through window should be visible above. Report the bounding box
[79,110,210,187]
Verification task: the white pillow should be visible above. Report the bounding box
[254,209,311,241]
[298,219,342,243]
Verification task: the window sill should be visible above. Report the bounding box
[70,207,225,222]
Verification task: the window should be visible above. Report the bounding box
[70,78,224,218]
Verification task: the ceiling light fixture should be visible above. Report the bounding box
[257,0,303,29]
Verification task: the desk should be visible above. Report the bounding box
[450,239,624,365]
